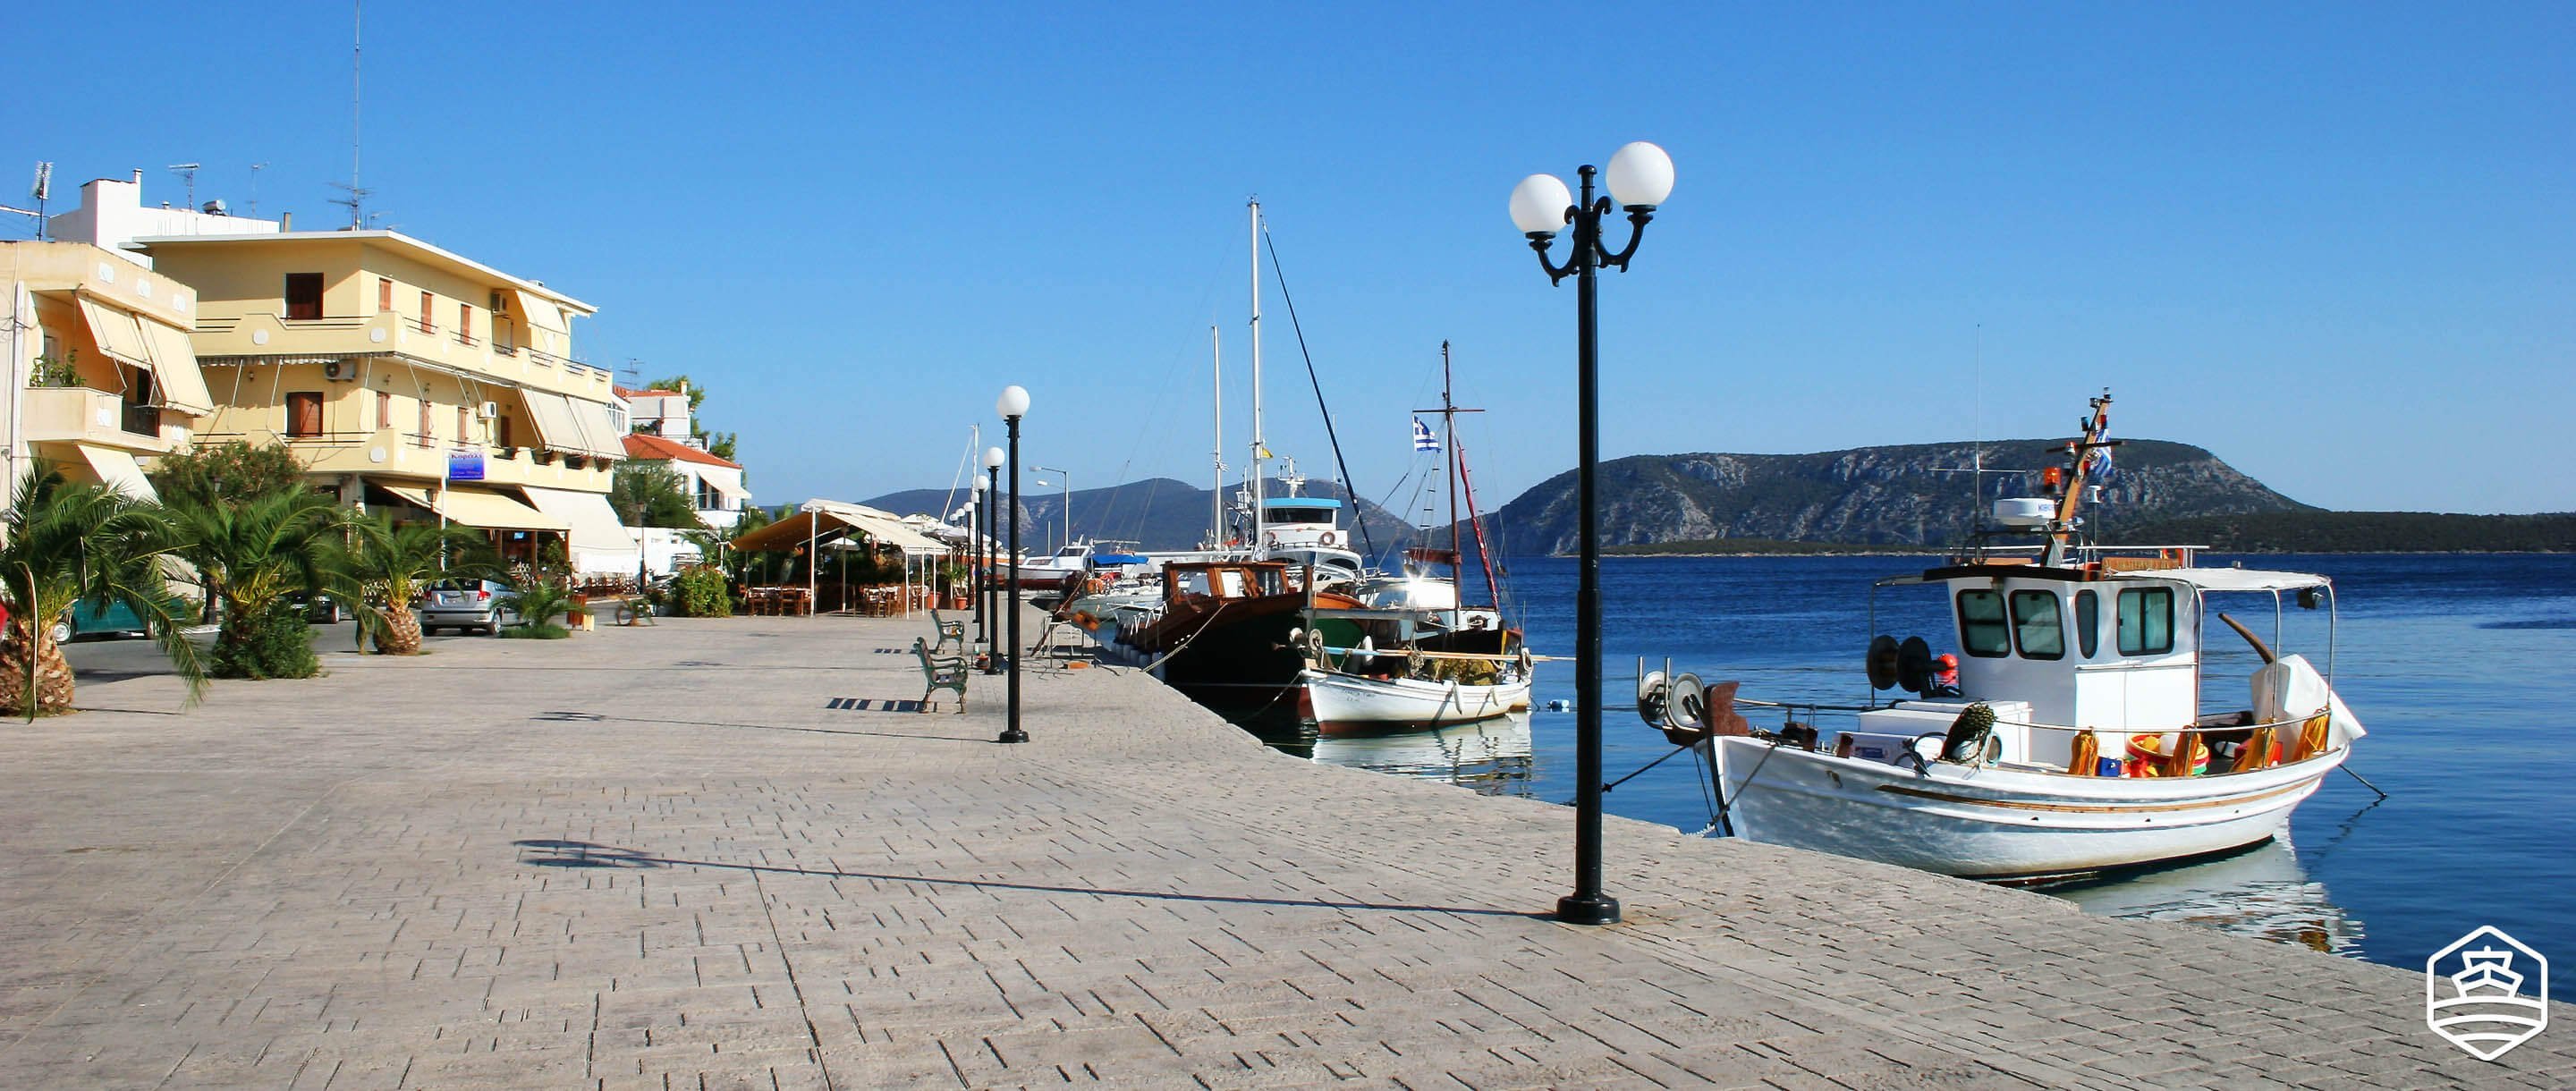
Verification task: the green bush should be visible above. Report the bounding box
[497,622,570,639]
[670,565,733,617]
[212,598,319,679]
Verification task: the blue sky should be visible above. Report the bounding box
[19,3,2572,515]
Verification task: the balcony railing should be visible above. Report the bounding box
[121,403,161,437]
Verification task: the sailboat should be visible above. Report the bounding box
[1298,343,1534,735]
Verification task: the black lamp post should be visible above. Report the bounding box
[995,388,1030,744]
[980,446,1005,674]
[1511,140,1674,927]
[970,476,988,655]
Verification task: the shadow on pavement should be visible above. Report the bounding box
[511,839,1545,919]
[531,710,992,743]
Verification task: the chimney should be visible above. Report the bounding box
[282,211,292,231]
[131,169,143,184]
[677,379,688,394]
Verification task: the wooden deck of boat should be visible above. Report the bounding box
[0,608,2562,1088]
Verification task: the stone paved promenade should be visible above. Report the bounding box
[1,612,2564,1089]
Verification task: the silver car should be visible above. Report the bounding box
[419,579,519,636]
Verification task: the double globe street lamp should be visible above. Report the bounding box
[995,386,1031,745]
[1510,140,1674,927]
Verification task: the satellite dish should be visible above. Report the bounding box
[1667,673,1707,732]
[1866,635,1900,690]
[1896,637,1934,696]
[1635,669,1667,726]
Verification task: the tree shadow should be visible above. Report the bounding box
[510,839,1543,919]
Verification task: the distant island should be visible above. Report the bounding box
[863,438,2571,555]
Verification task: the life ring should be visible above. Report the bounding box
[1319,531,1337,546]
[1265,533,1278,546]
[1468,615,1488,630]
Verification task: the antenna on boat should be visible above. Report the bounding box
[1247,198,1265,554]
[1210,324,1225,549]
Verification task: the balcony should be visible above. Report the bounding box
[189,311,617,402]
[21,386,174,453]
[272,427,615,493]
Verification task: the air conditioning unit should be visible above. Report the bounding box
[477,401,500,419]
[488,292,508,313]
[323,360,357,382]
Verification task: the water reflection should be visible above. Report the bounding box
[2038,840,2365,955]
[1309,715,1538,798]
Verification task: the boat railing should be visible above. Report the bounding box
[1722,697,2340,773]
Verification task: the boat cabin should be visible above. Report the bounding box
[1161,560,1297,605]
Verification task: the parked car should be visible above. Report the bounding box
[419,579,519,636]
[53,599,154,643]
[288,589,345,623]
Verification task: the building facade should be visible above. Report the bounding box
[0,241,216,507]
[135,230,640,574]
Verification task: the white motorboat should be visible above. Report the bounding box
[1643,392,2368,880]
[1296,606,1532,736]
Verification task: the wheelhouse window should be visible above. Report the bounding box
[284,273,324,320]
[2075,589,2101,658]
[2117,587,2175,655]
[285,392,324,437]
[1955,589,2011,657]
[2010,589,2065,660]
[1264,505,1335,527]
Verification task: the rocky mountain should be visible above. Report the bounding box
[1479,438,2311,555]
[863,477,1415,553]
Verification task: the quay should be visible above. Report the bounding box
[1,612,2563,1089]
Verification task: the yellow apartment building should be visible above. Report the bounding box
[140,231,640,574]
[1,241,216,508]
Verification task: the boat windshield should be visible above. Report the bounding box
[1265,506,1335,526]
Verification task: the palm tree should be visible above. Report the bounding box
[321,513,492,655]
[0,463,206,718]
[165,488,341,678]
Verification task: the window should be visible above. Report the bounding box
[495,414,512,448]
[2010,589,2065,660]
[377,277,394,312]
[377,390,392,428]
[286,392,324,437]
[2116,588,2175,655]
[458,302,473,343]
[419,291,435,333]
[284,273,324,321]
[2075,590,2101,658]
[1956,589,2011,657]
[419,400,434,447]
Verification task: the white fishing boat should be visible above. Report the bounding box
[1642,392,2368,880]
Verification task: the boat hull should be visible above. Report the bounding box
[1708,736,2347,879]
[1300,670,1532,737]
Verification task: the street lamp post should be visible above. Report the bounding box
[995,387,1031,745]
[970,477,988,655]
[1031,466,1071,552]
[980,446,1005,674]
[1510,140,1674,927]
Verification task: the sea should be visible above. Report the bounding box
[1240,552,2576,1000]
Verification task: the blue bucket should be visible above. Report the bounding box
[2097,757,2123,777]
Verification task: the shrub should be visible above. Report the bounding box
[496,622,570,639]
[212,597,319,680]
[669,565,733,617]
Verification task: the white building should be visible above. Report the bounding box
[615,383,750,531]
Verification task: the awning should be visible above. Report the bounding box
[76,296,153,370]
[733,501,950,556]
[703,475,750,502]
[521,486,642,573]
[73,443,156,499]
[514,289,567,333]
[376,481,567,531]
[564,397,626,460]
[136,318,214,415]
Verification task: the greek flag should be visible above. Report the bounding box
[1412,417,1440,452]
[2083,425,2114,483]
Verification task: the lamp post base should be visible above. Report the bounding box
[996,727,1029,745]
[1555,892,1622,926]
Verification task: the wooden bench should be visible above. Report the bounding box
[913,637,968,713]
[927,608,967,655]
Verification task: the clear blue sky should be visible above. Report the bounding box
[21,3,2572,515]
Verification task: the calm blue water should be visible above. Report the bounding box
[1284,553,2576,998]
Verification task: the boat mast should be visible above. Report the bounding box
[1248,199,1266,554]
[1414,342,1489,607]
[1210,325,1224,547]
[2045,389,2116,567]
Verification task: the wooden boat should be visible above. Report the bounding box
[1643,392,2368,880]
[1294,606,1531,736]
[1114,560,1363,708]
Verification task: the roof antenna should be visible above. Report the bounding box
[246,162,269,219]
[168,164,200,209]
[327,0,370,229]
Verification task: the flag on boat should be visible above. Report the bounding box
[2083,423,2114,482]
[1411,417,1440,453]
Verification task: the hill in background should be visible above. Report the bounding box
[1477,438,2309,555]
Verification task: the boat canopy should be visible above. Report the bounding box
[2113,567,2329,593]
[1093,552,1149,566]
[1265,498,1343,509]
